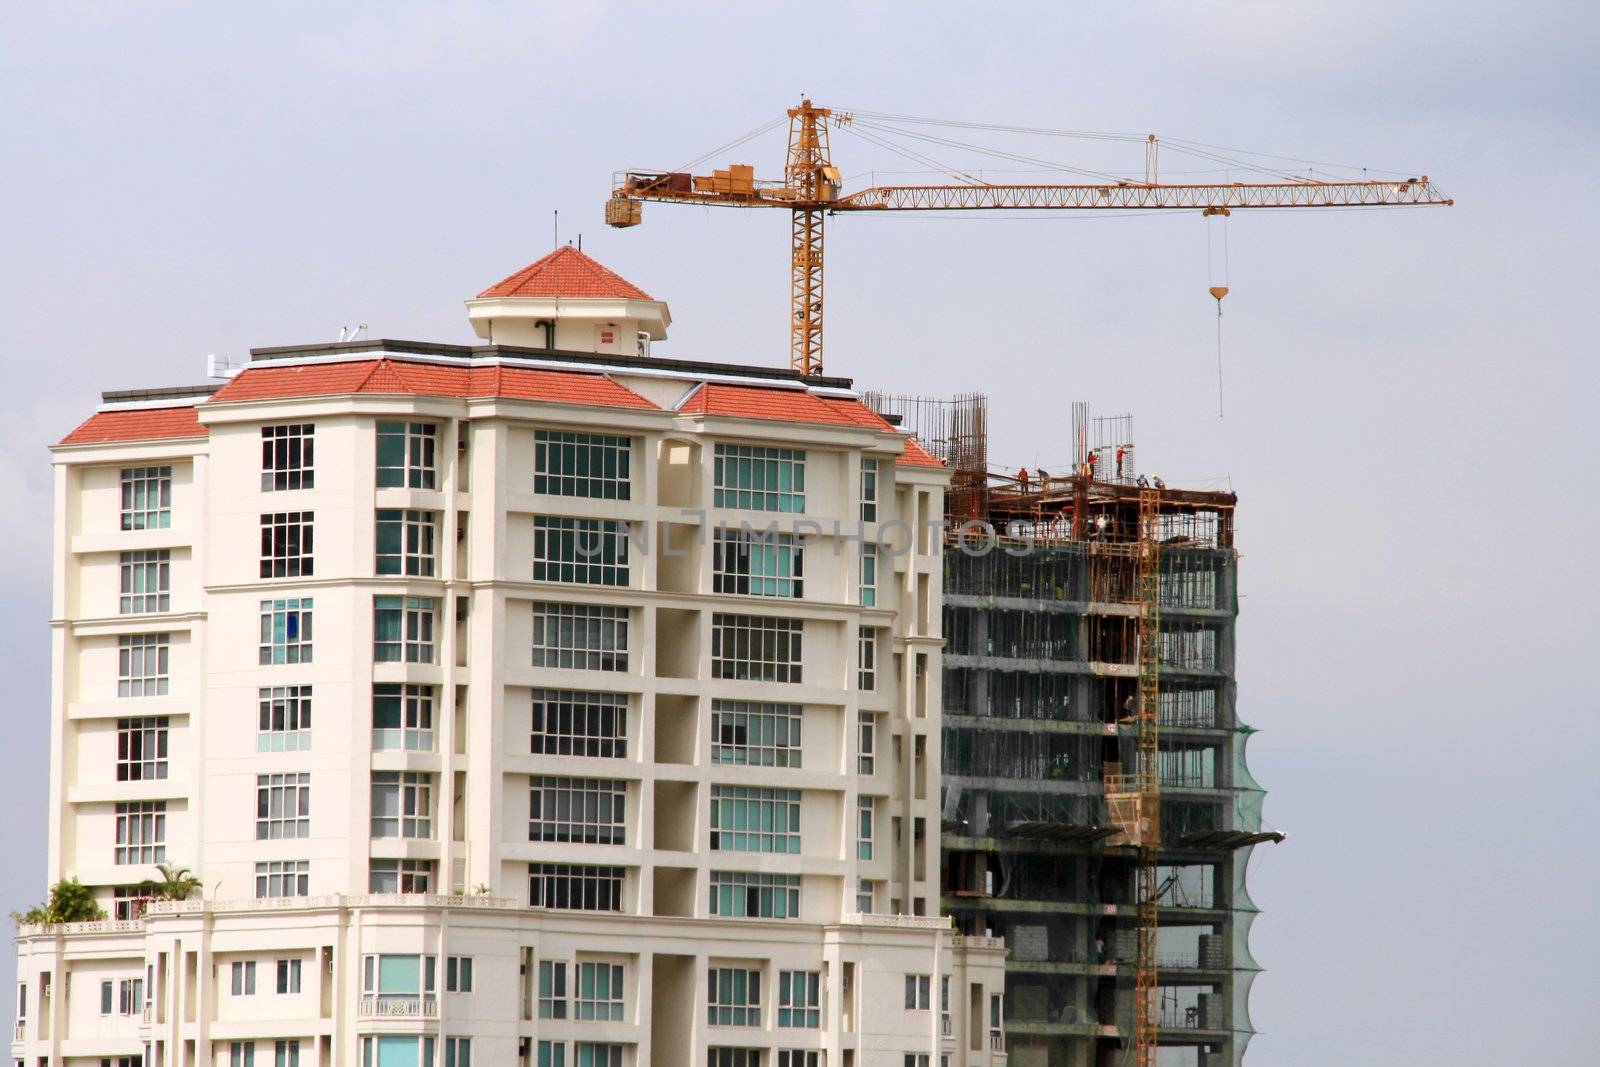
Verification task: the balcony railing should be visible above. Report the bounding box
[991,1030,1005,1050]
[359,995,439,1019]
[941,1014,953,1036]
[12,1019,24,1041]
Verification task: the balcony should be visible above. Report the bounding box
[359,995,439,1019]
[991,1029,1005,1050]
[12,1019,23,1041]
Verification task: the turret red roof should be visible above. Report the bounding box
[476,246,654,301]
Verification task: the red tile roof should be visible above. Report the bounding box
[477,246,654,301]
[58,406,206,446]
[676,383,945,467]
[897,436,945,468]
[209,359,657,410]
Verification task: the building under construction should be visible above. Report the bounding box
[867,393,1281,1067]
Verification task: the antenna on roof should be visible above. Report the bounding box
[205,353,241,380]
[336,323,368,343]
[553,209,559,250]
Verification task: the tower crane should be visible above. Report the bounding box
[607,99,1449,1067]
[606,98,1452,378]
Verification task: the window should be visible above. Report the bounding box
[537,1042,566,1067]
[374,596,436,663]
[860,544,878,606]
[708,967,761,1026]
[372,684,435,752]
[259,598,313,664]
[371,771,433,838]
[118,977,144,1014]
[117,633,169,697]
[858,795,875,860]
[120,466,171,530]
[778,1054,817,1067]
[532,516,629,586]
[535,429,631,500]
[710,786,800,854]
[445,956,473,993]
[114,801,165,864]
[574,1046,622,1067]
[904,974,931,1010]
[116,717,168,780]
[368,858,434,894]
[376,421,437,489]
[711,614,802,683]
[529,777,625,844]
[529,863,623,912]
[100,979,113,1015]
[260,512,313,578]
[275,959,302,995]
[258,686,312,752]
[231,961,257,996]
[858,628,877,691]
[990,992,1003,1041]
[538,960,567,1019]
[119,550,170,614]
[708,872,799,919]
[860,457,879,522]
[261,424,314,491]
[777,971,819,1028]
[230,1043,255,1067]
[714,443,805,512]
[360,1038,436,1067]
[856,879,875,914]
[255,861,309,899]
[361,955,436,1006]
[710,700,802,768]
[708,1052,762,1067]
[713,529,803,598]
[112,885,149,920]
[532,689,626,758]
[256,774,310,839]
[575,961,624,1021]
[274,1040,300,1067]
[375,509,436,576]
[903,1057,929,1067]
[443,1037,471,1067]
[532,602,628,672]
[858,712,876,775]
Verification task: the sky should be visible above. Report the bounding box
[1,2,1596,1062]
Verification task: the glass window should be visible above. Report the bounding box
[120,466,172,531]
[776,971,819,1028]
[537,1042,566,1067]
[372,684,435,752]
[443,1037,471,1067]
[119,976,145,1013]
[371,771,433,838]
[259,598,313,664]
[574,1045,622,1067]
[712,528,803,597]
[860,544,878,607]
[374,596,436,663]
[532,516,629,586]
[118,633,169,697]
[119,550,170,613]
[375,509,436,576]
[360,1038,436,1067]
[532,689,627,758]
[857,795,875,860]
[275,1039,300,1067]
[532,602,628,672]
[230,961,256,996]
[708,1051,763,1067]
[377,421,437,489]
[710,700,801,768]
[116,717,168,780]
[534,429,631,500]
[261,424,314,491]
[256,773,310,839]
[445,956,473,993]
[710,786,801,854]
[708,872,799,919]
[258,686,312,752]
[114,801,165,864]
[713,443,805,513]
[538,960,567,1019]
[260,512,314,578]
[858,711,876,775]
[858,628,878,692]
[860,457,879,522]
[529,777,626,844]
[528,864,623,912]
[707,967,761,1026]
[255,861,309,899]
[778,1054,817,1067]
[230,1042,255,1067]
[575,961,624,1021]
[856,879,875,914]
[368,858,434,894]
[711,614,802,683]
[275,959,302,994]
[903,974,931,1010]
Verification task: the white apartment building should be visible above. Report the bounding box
[13,248,1006,1067]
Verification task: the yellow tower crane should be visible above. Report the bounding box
[607,98,1452,379]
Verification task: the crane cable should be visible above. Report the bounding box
[674,115,787,173]
[1207,214,1231,418]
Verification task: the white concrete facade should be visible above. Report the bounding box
[14,277,1005,1067]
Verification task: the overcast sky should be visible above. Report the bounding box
[2,3,1596,1062]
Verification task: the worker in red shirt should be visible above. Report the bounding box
[1115,446,1127,479]
[1085,450,1098,480]
[1017,466,1030,491]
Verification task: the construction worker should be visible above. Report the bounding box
[1085,450,1098,480]
[1152,475,1166,490]
[1115,446,1127,479]
[1017,466,1030,491]
[1037,468,1050,493]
